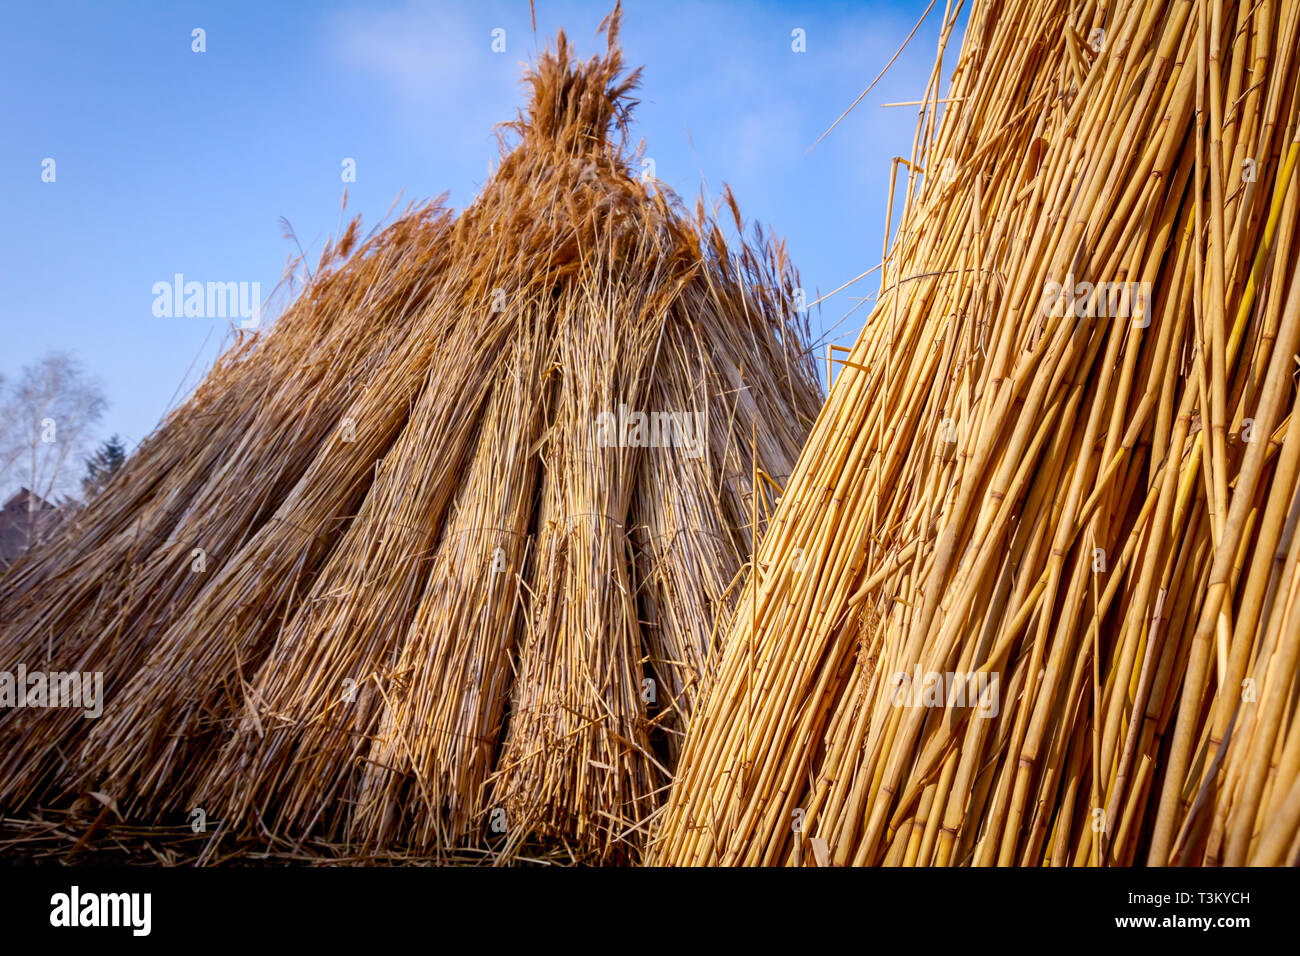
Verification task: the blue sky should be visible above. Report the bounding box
[0,0,950,455]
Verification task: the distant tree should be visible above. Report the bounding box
[81,434,127,500]
[0,371,14,482]
[0,352,107,506]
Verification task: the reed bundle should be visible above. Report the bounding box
[655,0,1300,866]
[0,9,820,863]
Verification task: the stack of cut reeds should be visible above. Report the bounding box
[655,0,1300,866]
[0,8,821,864]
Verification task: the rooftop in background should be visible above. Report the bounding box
[0,488,59,569]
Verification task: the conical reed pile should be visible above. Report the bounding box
[0,7,821,864]
[655,0,1300,866]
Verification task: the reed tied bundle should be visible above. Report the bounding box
[655,0,1300,867]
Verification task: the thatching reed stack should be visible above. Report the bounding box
[0,10,820,863]
[654,0,1300,866]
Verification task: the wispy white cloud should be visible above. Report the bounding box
[326,0,521,151]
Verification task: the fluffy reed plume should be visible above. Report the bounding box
[0,7,821,863]
[655,0,1300,866]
